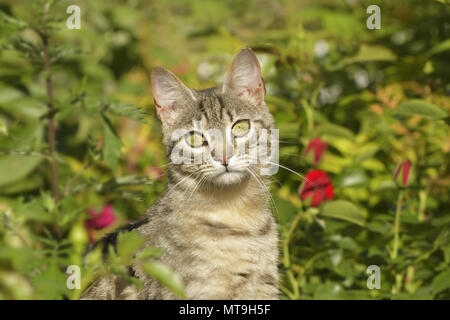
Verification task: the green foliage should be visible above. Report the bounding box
[394,99,447,120]
[0,0,449,300]
[432,270,450,297]
[320,200,365,227]
[116,230,144,263]
[0,0,170,299]
[142,262,185,299]
[102,114,123,170]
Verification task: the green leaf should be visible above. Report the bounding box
[426,39,450,57]
[126,276,143,290]
[0,119,7,135]
[394,99,447,120]
[87,134,101,161]
[106,101,149,123]
[0,121,44,188]
[40,190,55,213]
[94,175,154,193]
[336,169,369,188]
[102,114,123,169]
[136,247,164,260]
[273,193,298,227]
[320,200,365,226]
[30,268,70,300]
[0,155,42,188]
[314,123,355,140]
[432,270,450,296]
[344,45,396,64]
[142,261,185,298]
[0,12,28,31]
[0,171,43,194]
[0,271,33,299]
[3,37,42,63]
[116,230,144,263]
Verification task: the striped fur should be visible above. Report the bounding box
[83,48,279,300]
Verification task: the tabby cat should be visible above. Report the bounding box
[83,48,279,300]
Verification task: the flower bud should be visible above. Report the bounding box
[303,137,328,166]
[393,160,412,187]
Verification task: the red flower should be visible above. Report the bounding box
[393,160,412,187]
[304,137,328,165]
[85,205,115,230]
[299,170,334,207]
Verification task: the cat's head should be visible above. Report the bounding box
[151,48,276,187]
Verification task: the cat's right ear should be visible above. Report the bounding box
[151,67,196,125]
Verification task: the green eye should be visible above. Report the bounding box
[232,119,250,137]
[185,131,206,148]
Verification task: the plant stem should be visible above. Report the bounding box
[282,210,303,299]
[0,150,53,161]
[279,283,296,300]
[286,269,300,299]
[36,2,62,239]
[63,161,92,196]
[40,32,60,203]
[283,210,303,268]
[392,190,404,259]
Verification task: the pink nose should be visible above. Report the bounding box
[222,156,228,165]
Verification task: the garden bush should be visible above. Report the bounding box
[0,0,448,299]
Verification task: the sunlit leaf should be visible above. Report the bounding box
[116,230,144,263]
[320,200,365,226]
[432,270,450,296]
[427,39,450,57]
[136,247,164,260]
[105,100,149,123]
[142,261,185,298]
[336,169,369,188]
[102,114,123,169]
[344,45,396,64]
[314,124,355,141]
[394,99,447,120]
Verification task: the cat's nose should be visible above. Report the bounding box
[221,156,228,167]
[215,154,232,167]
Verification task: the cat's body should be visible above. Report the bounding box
[83,49,279,300]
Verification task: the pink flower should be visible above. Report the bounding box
[299,170,334,207]
[394,160,412,187]
[85,205,116,243]
[304,137,328,166]
[85,205,115,230]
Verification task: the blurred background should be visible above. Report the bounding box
[0,0,449,299]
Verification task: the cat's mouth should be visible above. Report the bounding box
[214,170,247,186]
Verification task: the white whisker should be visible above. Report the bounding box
[247,167,279,220]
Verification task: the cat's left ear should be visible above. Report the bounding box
[224,48,266,106]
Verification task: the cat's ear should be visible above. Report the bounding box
[224,48,266,106]
[151,67,196,124]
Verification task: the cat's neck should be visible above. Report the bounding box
[164,175,271,229]
[166,174,270,211]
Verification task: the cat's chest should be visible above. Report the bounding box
[173,204,275,260]
[184,205,268,236]
[144,203,278,299]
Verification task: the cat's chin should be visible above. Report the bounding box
[213,171,247,186]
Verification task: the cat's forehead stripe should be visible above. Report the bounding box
[198,98,209,121]
[215,94,233,122]
[216,94,225,110]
